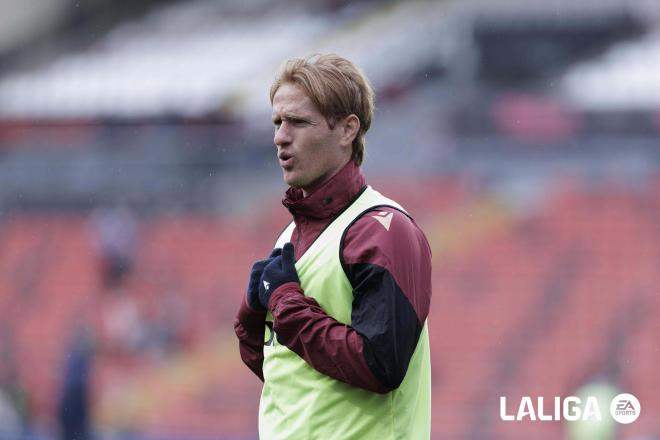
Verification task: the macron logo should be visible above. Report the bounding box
[263,280,270,291]
[372,211,393,231]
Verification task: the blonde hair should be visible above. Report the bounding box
[270,54,374,166]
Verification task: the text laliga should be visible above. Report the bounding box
[500,396,602,421]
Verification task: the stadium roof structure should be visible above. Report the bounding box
[0,0,448,120]
[561,30,660,111]
[452,0,660,22]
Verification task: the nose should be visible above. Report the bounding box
[274,123,291,147]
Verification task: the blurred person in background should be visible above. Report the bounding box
[0,329,29,439]
[88,202,139,292]
[57,329,94,440]
[0,390,21,440]
[88,203,146,356]
[234,54,432,439]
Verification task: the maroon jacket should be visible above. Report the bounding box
[234,161,432,393]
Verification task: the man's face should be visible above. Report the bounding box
[271,83,350,196]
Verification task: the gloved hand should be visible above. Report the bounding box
[259,242,299,309]
[246,248,282,311]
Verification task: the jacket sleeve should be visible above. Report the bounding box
[268,207,432,393]
[234,296,268,381]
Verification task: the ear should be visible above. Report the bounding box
[339,114,360,149]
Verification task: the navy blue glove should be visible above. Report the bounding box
[258,242,299,309]
[246,248,282,311]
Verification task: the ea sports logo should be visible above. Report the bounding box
[610,393,640,424]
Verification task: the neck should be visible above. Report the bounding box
[301,159,351,197]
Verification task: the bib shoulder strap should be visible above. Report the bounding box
[274,221,295,249]
[271,186,406,250]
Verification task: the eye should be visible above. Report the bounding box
[289,118,306,126]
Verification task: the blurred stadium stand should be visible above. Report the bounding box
[0,0,659,439]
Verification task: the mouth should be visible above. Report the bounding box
[278,152,294,169]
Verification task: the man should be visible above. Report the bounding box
[234,54,432,439]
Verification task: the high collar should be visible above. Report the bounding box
[282,161,366,220]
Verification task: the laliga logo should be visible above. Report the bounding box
[500,396,602,421]
[500,393,640,423]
